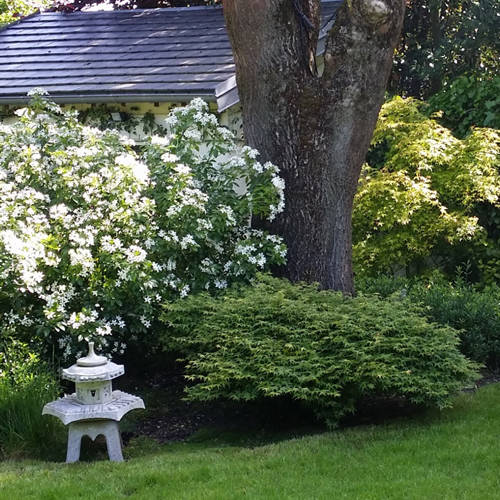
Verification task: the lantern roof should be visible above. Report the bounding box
[62,342,124,383]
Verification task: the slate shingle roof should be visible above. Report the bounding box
[0,1,342,111]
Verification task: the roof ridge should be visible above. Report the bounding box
[38,6,222,16]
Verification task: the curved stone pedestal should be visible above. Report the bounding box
[43,391,145,463]
[67,420,123,463]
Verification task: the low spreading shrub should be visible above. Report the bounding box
[161,275,479,428]
[358,274,500,370]
[0,339,63,459]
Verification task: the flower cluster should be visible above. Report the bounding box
[0,92,286,359]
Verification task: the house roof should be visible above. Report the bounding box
[0,1,342,112]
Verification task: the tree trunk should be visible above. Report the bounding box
[223,0,405,294]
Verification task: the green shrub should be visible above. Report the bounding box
[161,275,479,428]
[429,75,500,137]
[411,279,500,369]
[0,0,46,27]
[357,274,500,370]
[356,275,412,298]
[0,339,64,459]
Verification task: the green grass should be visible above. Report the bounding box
[2,384,500,499]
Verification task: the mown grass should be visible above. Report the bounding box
[1,384,500,499]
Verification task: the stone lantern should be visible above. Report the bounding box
[43,342,144,463]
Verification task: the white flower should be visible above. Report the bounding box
[131,161,149,183]
[140,315,151,328]
[173,163,191,175]
[1,230,25,256]
[184,128,202,141]
[49,204,69,219]
[164,115,179,127]
[218,127,234,141]
[21,269,44,289]
[101,235,123,253]
[118,268,129,281]
[116,153,149,183]
[119,134,136,147]
[219,205,236,226]
[190,98,208,112]
[161,152,179,163]
[214,279,227,289]
[272,176,285,191]
[69,248,95,276]
[180,235,197,249]
[152,262,164,272]
[242,146,259,159]
[151,135,171,147]
[256,253,266,268]
[125,245,147,263]
[83,1,114,11]
[252,162,264,173]
[96,325,112,337]
[28,87,49,97]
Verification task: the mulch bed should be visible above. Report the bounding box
[120,370,271,444]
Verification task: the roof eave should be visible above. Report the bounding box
[0,92,218,106]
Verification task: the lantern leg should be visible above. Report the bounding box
[66,424,83,463]
[104,421,124,462]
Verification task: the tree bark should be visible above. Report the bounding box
[223,0,405,294]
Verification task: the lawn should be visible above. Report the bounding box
[1,384,500,500]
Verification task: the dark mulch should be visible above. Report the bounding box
[127,379,254,444]
[119,368,326,445]
[475,370,500,388]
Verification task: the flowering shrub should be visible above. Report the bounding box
[0,90,286,359]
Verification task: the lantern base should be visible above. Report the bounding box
[66,419,123,463]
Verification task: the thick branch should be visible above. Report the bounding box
[223,0,320,80]
[319,0,406,180]
[323,0,405,85]
[222,0,324,162]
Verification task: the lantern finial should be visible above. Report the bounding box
[76,341,107,367]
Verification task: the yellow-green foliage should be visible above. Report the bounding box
[0,1,47,26]
[354,97,500,277]
[162,275,479,428]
